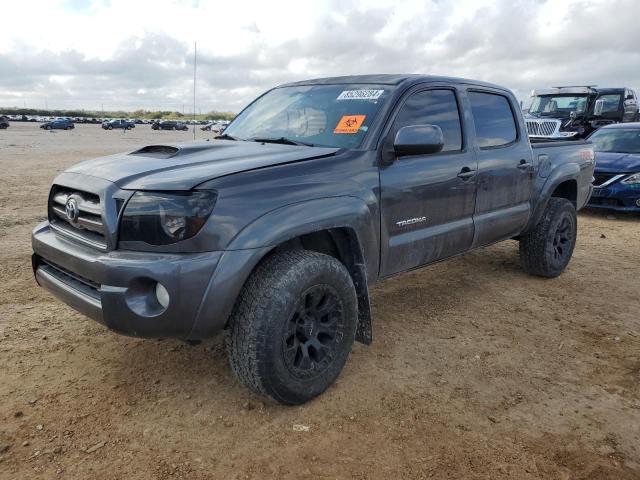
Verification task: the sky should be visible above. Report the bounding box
[1,0,639,113]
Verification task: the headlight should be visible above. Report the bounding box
[120,191,217,245]
[621,173,640,185]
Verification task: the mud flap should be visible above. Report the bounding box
[354,265,372,345]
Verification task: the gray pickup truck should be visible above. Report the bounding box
[32,74,594,404]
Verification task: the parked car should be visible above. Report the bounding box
[201,121,226,133]
[102,119,135,130]
[587,122,640,211]
[0,115,9,129]
[40,118,75,130]
[32,74,594,404]
[525,86,638,140]
[151,120,189,131]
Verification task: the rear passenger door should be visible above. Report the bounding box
[467,90,532,247]
[379,87,478,276]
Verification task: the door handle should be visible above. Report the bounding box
[457,166,476,179]
[517,159,532,170]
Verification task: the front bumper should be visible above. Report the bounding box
[588,181,640,211]
[32,222,222,338]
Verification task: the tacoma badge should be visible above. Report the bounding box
[396,216,427,228]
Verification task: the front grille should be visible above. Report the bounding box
[593,173,618,187]
[48,185,107,249]
[526,119,560,137]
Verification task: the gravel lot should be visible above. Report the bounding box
[1,123,639,479]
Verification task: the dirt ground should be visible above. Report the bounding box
[1,123,639,479]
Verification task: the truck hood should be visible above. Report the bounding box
[594,151,640,173]
[65,140,340,190]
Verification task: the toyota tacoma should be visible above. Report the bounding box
[32,74,594,404]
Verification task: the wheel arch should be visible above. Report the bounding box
[274,227,373,345]
[190,197,378,344]
[525,164,580,232]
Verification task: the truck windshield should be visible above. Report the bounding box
[529,95,588,116]
[223,84,391,148]
[587,129,640,154]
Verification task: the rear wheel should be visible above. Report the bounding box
[227,250,358,405]
[519,198,577,278]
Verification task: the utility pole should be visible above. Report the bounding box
[193,41,197,140]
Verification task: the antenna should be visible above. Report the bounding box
[193,41,197,141]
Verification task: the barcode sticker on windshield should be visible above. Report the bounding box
[337,90,384,101]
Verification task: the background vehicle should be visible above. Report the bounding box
[587,122,640,211]
[102,119,135,130]
[0,115,9,129]
[40,118,75,130]
[201,121,226,133]
[32,74,594,405]
[151,120,189,131]
[525,86,638,140]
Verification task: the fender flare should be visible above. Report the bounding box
[526,163,580,231]
[191,196,378,343]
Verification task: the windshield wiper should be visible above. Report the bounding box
[249,136,315,147]
[215,133,239,141]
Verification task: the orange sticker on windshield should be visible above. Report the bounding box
[334,115,366,134]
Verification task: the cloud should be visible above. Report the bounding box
[1,0,640,112]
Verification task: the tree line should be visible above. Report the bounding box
[0,108,236,121]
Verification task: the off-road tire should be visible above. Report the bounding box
[227,250,358,405]
[519,198,577,278]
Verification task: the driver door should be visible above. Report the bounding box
[379,88,478,277]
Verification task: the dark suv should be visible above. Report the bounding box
[102,119,135,130]
[40,118,75,130]
[0,115,9,129]
[151,120,189,131]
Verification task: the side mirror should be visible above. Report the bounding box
[393,125,444,156]
[593,99,604,116]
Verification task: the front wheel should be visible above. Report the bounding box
[519,198,577,278]
[227,250,358,405]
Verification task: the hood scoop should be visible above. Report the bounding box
[130,145,180,159]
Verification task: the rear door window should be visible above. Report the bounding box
[468,91,518,148]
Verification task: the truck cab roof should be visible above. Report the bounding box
[279,74,510,93]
